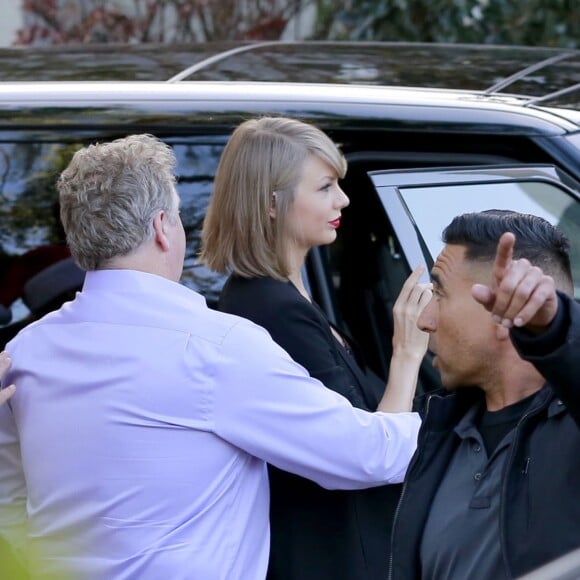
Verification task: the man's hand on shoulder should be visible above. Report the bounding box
[471,232,558,333]
[0,351,16,405]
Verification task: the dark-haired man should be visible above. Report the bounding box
[390,210,580,579]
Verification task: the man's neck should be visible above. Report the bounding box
[102,248,177,282]
[482,362,545,411]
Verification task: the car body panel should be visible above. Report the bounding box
[0,42,577,103]
[0,42,578,393]
[0,82,577,137]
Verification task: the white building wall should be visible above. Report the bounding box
[0,1,22,46]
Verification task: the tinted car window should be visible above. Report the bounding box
[0,138,228,344]
[0,142,76,326]
[398,180,580,297]
[170,139,228,305]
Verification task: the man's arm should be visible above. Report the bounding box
[472,232,580,426]
[0,351,27,562]
[0,398,27,561]
[0,352,16,406]
[210,320,420,490]
[509,292,580,426]
[471,232,558,331]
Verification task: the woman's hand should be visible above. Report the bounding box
[392,266,432,359]
[0,351,16,405]
[377,266,432,413]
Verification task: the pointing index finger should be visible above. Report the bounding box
[493,232,515,289]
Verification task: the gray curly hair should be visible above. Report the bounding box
[58,134,178,271]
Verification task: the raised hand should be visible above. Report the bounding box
[0,351,16,405]
[377,266,432,413]
[392,265,432,358]
[471,232,558,331]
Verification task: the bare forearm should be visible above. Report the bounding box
[376,349,423,412]
[377,267,431,413]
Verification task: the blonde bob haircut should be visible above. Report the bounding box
[200,116,347,280]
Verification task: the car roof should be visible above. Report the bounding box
[0,41,578,106]
[0,41,578,134]
[0,80,577,135]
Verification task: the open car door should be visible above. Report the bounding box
[306,163,580,401]
[369,164,580,297]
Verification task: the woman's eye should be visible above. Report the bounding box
[320,183,332,192]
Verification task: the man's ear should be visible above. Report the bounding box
[153,211,169,251]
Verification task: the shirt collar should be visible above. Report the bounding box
[82,269,205,305]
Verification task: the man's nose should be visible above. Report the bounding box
[417,297,436,333]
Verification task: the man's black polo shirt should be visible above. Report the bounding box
[419,393,537,580]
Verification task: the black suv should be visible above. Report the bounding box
[0,41,579,393]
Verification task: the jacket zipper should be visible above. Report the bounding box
[387,393,435,580]
[498,395,547,579]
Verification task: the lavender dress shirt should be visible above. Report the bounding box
[0,269,420,579]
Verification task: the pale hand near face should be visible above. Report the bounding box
[391,265,432,359]
[0,351,16,405]
[471,232,558,331]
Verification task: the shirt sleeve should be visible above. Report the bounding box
[208,319,420,490]
[254,295,367,407]
[510,292,580,427]
[0,398,27,556]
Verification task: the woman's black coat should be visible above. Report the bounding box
[219,275,401,580]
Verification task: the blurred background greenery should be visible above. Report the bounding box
[8,0,578,48]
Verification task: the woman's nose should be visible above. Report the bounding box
[336,186,350,209]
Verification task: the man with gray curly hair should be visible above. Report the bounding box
[0,134,426,579]
[59,134,184,276]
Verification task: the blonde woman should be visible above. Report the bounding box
[200,117,431,580]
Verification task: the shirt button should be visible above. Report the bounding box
[474,472,482,481]
[473,444,482,453]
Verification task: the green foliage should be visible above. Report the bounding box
[313,0,579,48]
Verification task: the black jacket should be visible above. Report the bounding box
[389,293,580,579]
[219,275,401,580]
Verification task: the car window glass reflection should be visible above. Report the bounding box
[0,140,229,349]
[399,181,580,298]
[172,142,228,307]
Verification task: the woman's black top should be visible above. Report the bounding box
[219,275,402,580]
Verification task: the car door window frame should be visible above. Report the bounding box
[370,163,580,294]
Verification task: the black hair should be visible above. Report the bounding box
[443,209,573,292]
